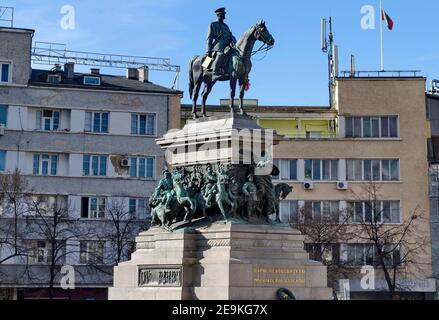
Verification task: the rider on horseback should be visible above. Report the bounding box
[206,7,236,77]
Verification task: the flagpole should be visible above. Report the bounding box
[380,0,384,71]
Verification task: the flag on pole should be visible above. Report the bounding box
[381,9,394,30]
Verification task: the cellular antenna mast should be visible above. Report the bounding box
[321,17,338,107]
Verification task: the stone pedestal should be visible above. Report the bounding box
[109,222,332,300]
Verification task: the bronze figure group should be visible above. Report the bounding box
[149,164,292,231]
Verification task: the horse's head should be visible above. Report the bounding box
[254,20,275,46]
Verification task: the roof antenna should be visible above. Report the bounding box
[321,17,338,108]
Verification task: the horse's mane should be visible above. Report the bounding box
[236,24,258,49]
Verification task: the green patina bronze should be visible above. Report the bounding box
[149,163,293,231]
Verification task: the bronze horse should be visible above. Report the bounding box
[189,21,275,118]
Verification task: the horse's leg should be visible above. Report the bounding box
[229,78,237,113]
[192,80,202,119]
[239,78,247,115]
[201,80,213,117]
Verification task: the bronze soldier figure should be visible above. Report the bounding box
[151,170,175,213]
[206,7,237,77]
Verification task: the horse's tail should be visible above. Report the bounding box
[188,56,197,99]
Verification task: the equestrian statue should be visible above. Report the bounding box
[189,7,275,118]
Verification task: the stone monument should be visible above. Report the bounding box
[109,9,332,300]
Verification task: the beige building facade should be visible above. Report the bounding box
[181,75,435,299]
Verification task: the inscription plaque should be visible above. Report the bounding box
[138,266,182,287]
[253,266,306,287]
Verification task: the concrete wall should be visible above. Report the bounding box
[0,28,33,86]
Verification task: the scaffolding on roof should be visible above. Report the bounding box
[0,6,14,28]
[31,41,181,89]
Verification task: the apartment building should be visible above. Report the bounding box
[182,74,435,299]
[0,27,181,299]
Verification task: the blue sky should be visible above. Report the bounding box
[3,0,439,106]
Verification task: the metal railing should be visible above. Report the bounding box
[31,42,180,73]
[0,6,14,28]
[340,70,422,78]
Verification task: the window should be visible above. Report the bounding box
[305,243,340,264]
[0,194,4,216]
[347,201,401,224]
[31,195,67,215]
[0,62,10,83]
[346,244,400,266]
[273,159,297,181]
[83,155,107,177]
[0,150,5,172]
[345,116,399,138]
[304,201,340,222]
[26,240,51,264]
[33,154,58,176]
[80,241,104,264]
[81,197,106,219]
[304,160,338,181]
[129,157,154,178]
[83,76,101,86]
[129,198,149,219]
[279,200,299,223]
[346,159,399,181]
[47,74,61,84]
[36,109,60,131]
[131,114,156,136]
[25,240,65,264]
[306,132,322,139]
[85,112,109,133]
[0,105,7,127]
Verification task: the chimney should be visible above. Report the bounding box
[126,68,139,80]
[64,62,75,80]
[90,68,100,75]
[138,66,149,83]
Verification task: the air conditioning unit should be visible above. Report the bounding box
[120,158,130,167]
[303,181,314,190]
[337,181,348,190]
[0,124,5,136]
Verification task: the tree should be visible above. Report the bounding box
[26,195,94,299]
[0,170,30,264]
[290,202,356,288]
[102,198,149,265]
[349,182,427,298]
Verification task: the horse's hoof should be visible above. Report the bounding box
[202,113,208,118]
[240,109,246,115]
[192,114,199,120]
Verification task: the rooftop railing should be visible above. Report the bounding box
[339,70,422,78]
